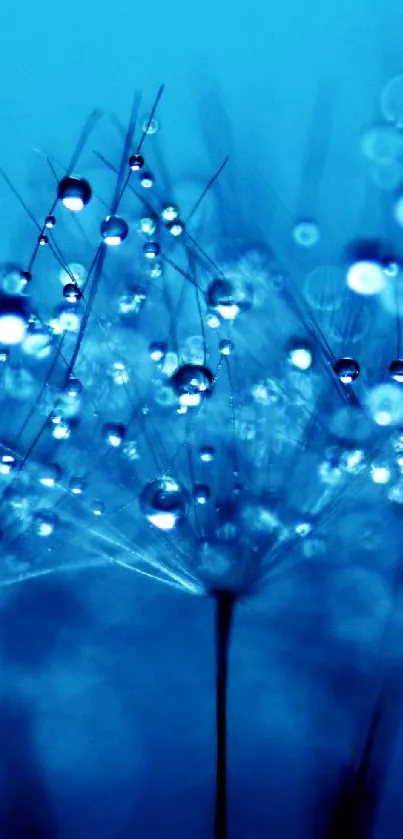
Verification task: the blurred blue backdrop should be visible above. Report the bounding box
[2,1,403,837]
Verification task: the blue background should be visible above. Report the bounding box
[1,1,403,836]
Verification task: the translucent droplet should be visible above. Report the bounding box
[394,192,403,228]
[91,500,105,516]
[54,391,80,420]
[368,160,403,190]
[318,460,343,485]
[22,324,53,359]
[287,340,313,371]
[219,339,234,356]
[251,379,281,405]
[366,383,403,426]
[389,359,403,383]
[58,175,92,212]
[142,117,159,135]
[69,477,86,495]
[167,220,185,237]
[155,384,177,407]
[63,284,82,304]
[4,367,35,399]
[361,124,403,163]
[143,242,160,260]
[207,277,252,321]
[140,477,187,530]
[181,335,205,365]
[4,486,27,512]
[0,264,27,296]
[295,521,313,537]
[392,430,403,454]
[38,463,61,488]
[303,265,346,311]
[347,260,386,296]
[122,440,140,461]
[384,261,400,277]
[0,297,28,345]
[128,154,144,171]
[140,172,154,189]
[333,357,360,384]
[45,215,56,229]
[145,261,163,279]
[161,352,178,377]
[340,447,366,474]
[161,205,179,222]
[292,220,320,247]
[109,361,130,385]
[199,446,215,463]
[194,484,210,504]
[326,302,371,344]
[101,215,129,246]
[380,75,403,126]
[241,503,281,538]
[63,378,82,399]
[137,216,156,236]
[388,479,403,504]
[59,263,87,288]
[118,290,147,316]
[149,341,167,362]
[0,453,16,476]
[33,512,58,537]
[171,364,213,407]
[103,423,125,447]
[51,419,71,440]
[370,462,392,484]
[206,313,221,329]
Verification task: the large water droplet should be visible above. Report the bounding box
[140,478,187,530]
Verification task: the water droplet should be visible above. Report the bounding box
[103,423,125,447]
[38,464,62,488]
[292,220,320,247]
[101,215,129,246]
[33,512,58,537]
[347,259,386,296]
[303,265,346,311]
[207,277,252,321]
[366,383,403,426]
[361,124,403,163]
[140,477,187,530]
[380,75,403,126]
[171,364,213,407]
[389,359,403,383]
[333,358,360,384]
[58,175,92,212]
